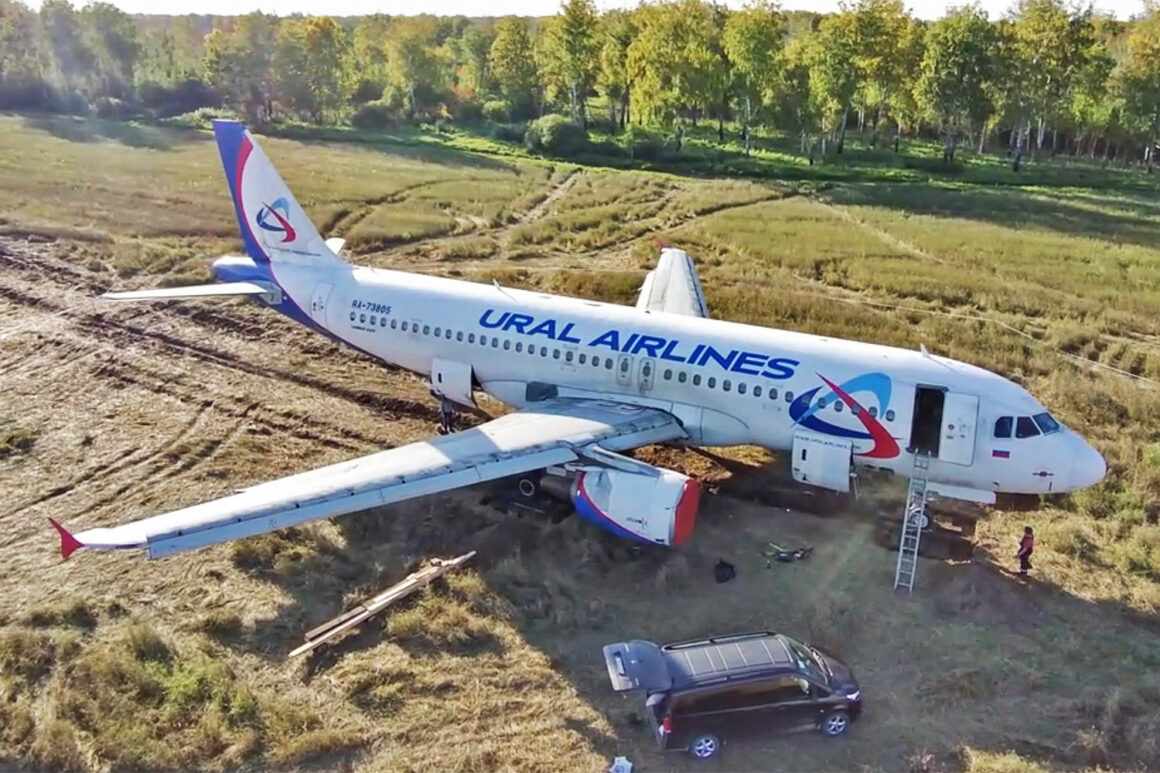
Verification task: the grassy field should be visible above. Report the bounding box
[1,112,1160,772]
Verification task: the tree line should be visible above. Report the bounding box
[1,0,1158,168]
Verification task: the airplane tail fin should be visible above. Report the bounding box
[211,120,343,268]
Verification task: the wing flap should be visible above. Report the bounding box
[65,399,684,559]
[102,282,276,302]
[636,248,709,319]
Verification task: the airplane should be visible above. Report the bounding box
[47,120,1107,560]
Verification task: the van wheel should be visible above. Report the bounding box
[820,710,850,737]
[689,733,721,760]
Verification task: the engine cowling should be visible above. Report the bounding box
[570,467,700,547]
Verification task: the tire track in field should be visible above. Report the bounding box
[3,403,214,521]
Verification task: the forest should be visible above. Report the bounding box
[1,0,1159,167]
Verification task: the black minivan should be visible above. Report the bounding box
[602,631,863,760]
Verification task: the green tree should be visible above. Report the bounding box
[348,15,391,103]
[596,9,636,129]
[203,12,277,125]
[81,2,138,100]
[1119,3,1160,170]
[804,9,860,153]
[850,0,912,146]
[0,0,47,107]
[627,0,722,136]
[489,17,538,117]
[455,24,495,98]
[39,0,93,96]
[385,16,444,120]
[915,5,997,163]
[770,36,821,157]
[540,0,599,127]
[723,0,785,154]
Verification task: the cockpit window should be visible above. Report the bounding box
[1016,416,1041,438]
[994,416,1012,439]
[1033,413,1060,434]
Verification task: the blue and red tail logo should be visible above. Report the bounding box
[256,197,297,243]
[789,372,901,459]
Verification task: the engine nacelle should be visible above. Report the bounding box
[570,467,700,547]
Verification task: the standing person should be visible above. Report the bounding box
[1017,526,1034,577]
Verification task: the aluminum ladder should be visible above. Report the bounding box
[894,452,930,592]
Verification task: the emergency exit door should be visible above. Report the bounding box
[939,392,979,465]
[310,283,332,326]
[636,358,656,393]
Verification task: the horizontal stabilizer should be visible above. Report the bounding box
[102,282,276,302]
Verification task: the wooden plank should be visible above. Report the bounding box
[289,551,476,658]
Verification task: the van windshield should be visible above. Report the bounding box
[782,636,828,685]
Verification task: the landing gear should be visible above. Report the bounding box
[437,397,457,435]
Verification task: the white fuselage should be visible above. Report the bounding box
[228,258,1104,499]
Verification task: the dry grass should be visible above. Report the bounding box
[3,115,1160,773]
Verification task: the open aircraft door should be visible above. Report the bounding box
[939,392,979,465]
[309,283,332,326]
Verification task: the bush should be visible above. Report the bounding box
[624,126,664,161]
[482,99,512,122]
[349,78,384,105]
[93,97,136,120]
[351,99,398,130]
[161,106,240,129]
[490,121,527,143]
[524,114,587,157]
[1042,520,1100,563]
[453,99,483,123]
[139,78,220,118]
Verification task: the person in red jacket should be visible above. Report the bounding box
[1017,526,1035,577]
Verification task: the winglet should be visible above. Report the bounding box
[48,518,83,560]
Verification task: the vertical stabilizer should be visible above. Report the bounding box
[211,120,343,267]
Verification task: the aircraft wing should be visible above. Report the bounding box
[51,399,685,560]
[636,248,709,319]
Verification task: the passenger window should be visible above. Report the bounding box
[359,314,366,323]
[565,351,573,362]
[723,379,731,392]
[785,391,793,402]
[423,325,430,335]
[693,374,702,386]
[392,319,398,330]
[553,349,560,360]
[868,406,877,418]
[446,329,452,339]
[515,342,522,352]
[402,322,409,332]
[738,383,747,395]
[673,687,742,716]
[707,377,716,389]
[381,317,388,328]
[605,358,613,369]
[664,369,672,380]
[1016,416,1040,438]
[541,346,549,357]
[455,330,461,340]
[503,340,511,350]
[433,326,440,336]
[492,338,499,348]
[370,315,377,326]
[769,389,778,400]
[834,401,843,413]
[994,416,1012,438]
[349,312,356,321]
[678,372,687,383]
[620,359,630,373]
[885,409,895,422]
[753,385,761,397]
[727,677,811,709]
[579,353,586,364]
[642,363,651,378]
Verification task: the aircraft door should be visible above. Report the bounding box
[636,358,656,393]
[310,283,332,326]
[939,392,979,465]
[616,354,633,388]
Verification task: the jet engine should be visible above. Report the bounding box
[569,466,700,547]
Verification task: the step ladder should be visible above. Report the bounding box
[894,453,931,592]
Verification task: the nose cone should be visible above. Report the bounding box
[1068,436,1107,491]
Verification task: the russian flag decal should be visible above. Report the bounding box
[992,449,1010,459]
